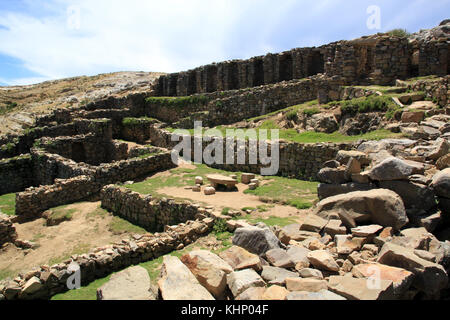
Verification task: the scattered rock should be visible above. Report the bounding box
[262,285,289,300]
[328,276,395,300]
[368,157,416,181]
[261,266,299,285]
[158,256,215,300]
[181,250,233,299]
[232,226,281,256]
[377,242,448,295]
[307,250,340,272]
[431,168,450,199]
[286,289,347,300]
[265,249,294,268]
[226,269,266,297]
[219,246,262,272]
[204,187,216,195]
[286,277,328,292]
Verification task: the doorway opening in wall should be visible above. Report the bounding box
[253,58,264,86]
[229,63,239,90]
[187,72,197,95]
[410,50,420,78]
[169,76,178,96]
[206,66,218,93]
[71,142,86,163]
[279,53,293,81]
[308,51,325,76]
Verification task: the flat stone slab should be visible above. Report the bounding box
[206,174,238,188]
[97,266,156,300]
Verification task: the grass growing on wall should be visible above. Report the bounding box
[0,193,16,216]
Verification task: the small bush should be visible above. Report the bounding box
[387,28,411,38]
[303,107,320,117]
[286,110,298,121]
[341,95,395,115]
[213,219,228,234]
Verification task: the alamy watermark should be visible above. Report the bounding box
[367,5,381,30]
[67,5,81,30]
[171,121,280,176]
[66,262,81,290]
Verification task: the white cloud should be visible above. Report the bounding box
[0,0,447,85]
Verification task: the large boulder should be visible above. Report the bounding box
[278,224,320,244]
[368,157,416,181]
[232,226,281,256]
[379,180,436,212]
[377,243,448,295]
[181,250,233,299]
[328,276,395,300]
[336,150,371,166]
[158,256,215,300]
[317,168,349,184]
[97,266,156,300]
[317,183,375,200]
[315,189,409,230]
[352,263,414,297]
[226,269,266,298]
[431,168,450,199]
[286,246,311,268]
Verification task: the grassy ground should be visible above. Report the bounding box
[237,215,299,227]
[47,205,77,222]
[168,121,404,144]
[125,164,318,209]
[244,176,318,209]
[0,193,15,216]
[125,164,242,200]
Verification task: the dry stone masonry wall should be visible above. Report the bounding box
[154,35,449,96]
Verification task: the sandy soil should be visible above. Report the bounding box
[0,201,134,278]
[158,184,306,220]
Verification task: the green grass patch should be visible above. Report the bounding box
[51,276,111,300]
[48,205,77,222]
[109,216,147,235]
[244,176,318,209]
[86,206,108,220]
[387,28,411,38]
[122,117,157,126]
[0,193,16,216]
[302,107,320,116]
[126,163,238,199]
[48,243,92,266]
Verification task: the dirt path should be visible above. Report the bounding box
[0,201,134,279]
[158,185,306,220]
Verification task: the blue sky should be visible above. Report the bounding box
[0,0,449,86]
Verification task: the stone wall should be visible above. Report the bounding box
[15,151,175,219]
[153,35,448,96]
[120,117,159,143]
[149,126,354,180]
[0,155,34,196]
[408,75,449,107]
[100,185,202,232]
[15,176,100,220]
[0,217,214,300]
[0,214,17,247]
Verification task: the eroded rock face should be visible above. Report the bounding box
[97,266,156,300]
[232,226,281,256]
[316,189,409,230]
[158,256,215,300]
